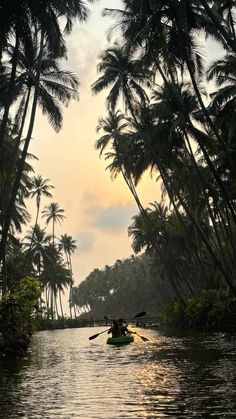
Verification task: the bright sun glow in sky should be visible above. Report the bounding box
[26,0,161,286]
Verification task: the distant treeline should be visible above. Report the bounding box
[71,252,195,319]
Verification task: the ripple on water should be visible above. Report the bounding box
[0,328,236,418]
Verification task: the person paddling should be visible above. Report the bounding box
[107,320,122,338]
[118,318,133,336]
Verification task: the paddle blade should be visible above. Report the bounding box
[89,333,100,340]
[139,335,149,341]
[134,311,146,318]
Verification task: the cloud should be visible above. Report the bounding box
[75,231,96,252]
[79,190,136,231]
[94,203,136,231]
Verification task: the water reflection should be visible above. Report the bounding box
[0,328,236,418]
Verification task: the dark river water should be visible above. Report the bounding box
[0,327,236,418]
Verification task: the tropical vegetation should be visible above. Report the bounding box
[75,0,236,329]
[0,0,93,355]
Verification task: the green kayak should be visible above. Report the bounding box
[106,335,134,345]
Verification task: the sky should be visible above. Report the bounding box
[26,0,161,288]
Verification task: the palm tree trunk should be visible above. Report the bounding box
[0,86,32,208]
[156,62,236,224]
[184,52,236,178]
[25,199,41,264]
[0,31,44,276]
[55,292,59,319]
[161,165,236,295]
[59,290,64,318]
[183,130,236,276]
[0,26,20,150]
[51,287,54,319]
[120,167,185,302]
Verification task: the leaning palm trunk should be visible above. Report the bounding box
[0,86,32,209]
[0,27,20,151]
[183,52,236,179]
[156,63,236,224]
[160,164,236,295]
[25,199,41,267]
[0,32,44,285]
[183,130,236,278]
[121,167,185,302]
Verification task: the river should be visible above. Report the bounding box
[0,327,235,418]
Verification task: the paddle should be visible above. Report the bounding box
[89,328,110,341]
[135,333,149,342]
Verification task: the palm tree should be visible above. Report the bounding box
[0,132,34,294]
[42,202,66,247]
[24,225,51,277]
[91,43,150,121]
[24,224,51,314]
[0,31,78,274]
[59,234,77,318]
[41,244,71,319]
[27,175,54,252]
[0,0,94,148]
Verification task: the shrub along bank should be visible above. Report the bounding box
[161,290,236,331]
[0,276,41,357]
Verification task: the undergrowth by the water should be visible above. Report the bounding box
[161,289,236,331]
[0,277,40,357]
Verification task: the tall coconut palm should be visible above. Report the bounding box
[0,31,78,276]
[0,35,78,209]
[41,244,71,319]
[59,234,77,318]
[91,43,150,121]
[42,202,66,248]
[24,225,51,277]
[28,175,54,230]
[0,0,94,148]
[26,175,54,253]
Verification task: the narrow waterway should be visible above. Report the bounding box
[0,327,235,418]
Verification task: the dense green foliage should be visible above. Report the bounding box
[161,290,236,331]
[0,276,41,356]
